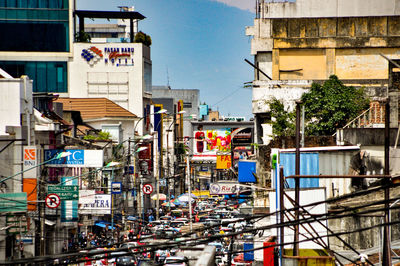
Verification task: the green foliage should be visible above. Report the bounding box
[83,131,111,141]
[301,75,370,136]
[75,31,91,43]
[268,98,296,136]
[134,31,152,46]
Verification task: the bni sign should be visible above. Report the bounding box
[23,146,37,179]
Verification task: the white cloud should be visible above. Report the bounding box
[212,0,255,12]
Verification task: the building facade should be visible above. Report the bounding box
[246,0,400,143]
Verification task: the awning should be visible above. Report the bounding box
[94,222,115,230]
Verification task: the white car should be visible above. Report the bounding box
[164,256,189,266]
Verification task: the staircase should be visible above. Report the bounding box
[342,101,386,129]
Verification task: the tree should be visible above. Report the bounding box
[268,98,296,136]
[134,31,152,46]
[267,75,370,137]
[301,75,369,136]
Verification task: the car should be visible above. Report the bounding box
[115,255,136,266]
[155,249,170,263]
[164,256,189,266]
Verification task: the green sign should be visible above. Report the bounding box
[48,185,79,200]
[6,215,27,234]
[0,193,27,213]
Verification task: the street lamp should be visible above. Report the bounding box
[133,109,168,136]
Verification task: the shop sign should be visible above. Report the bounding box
[209,183,238,195]
[79,194,111,215]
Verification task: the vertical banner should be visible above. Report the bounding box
[23,179,37,211]
[61,177,78,223]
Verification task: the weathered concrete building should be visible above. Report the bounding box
[246,0,400,142]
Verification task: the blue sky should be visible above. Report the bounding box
[78,0,255,119]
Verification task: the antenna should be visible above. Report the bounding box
[166,66,170,88]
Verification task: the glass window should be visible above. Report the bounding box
[0,61,67,93]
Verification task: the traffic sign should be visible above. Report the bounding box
[111,182,122,194]
[48,185,79,200]
[142,184,153,195]
[45,194,60,209]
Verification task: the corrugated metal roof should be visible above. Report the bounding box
[55,98,137,120]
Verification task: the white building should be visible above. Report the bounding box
[65,42,152,135]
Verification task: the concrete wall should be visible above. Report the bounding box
[260,0,400,19]
[85,118,135,143]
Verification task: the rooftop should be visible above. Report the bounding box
[55,98,137,120]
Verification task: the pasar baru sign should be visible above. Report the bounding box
[216,155,232,169]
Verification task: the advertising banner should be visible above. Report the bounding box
[44,149,103,167]
[138,143,153,177]
[79,194,111,215]
[216,154,232,169]
[193,128,231,161]
[209,183,238,195]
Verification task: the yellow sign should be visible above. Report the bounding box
[216,155,231,169]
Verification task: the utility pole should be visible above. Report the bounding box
[382,99,392,266]
[187,154,193,233]
[293,100,301,256]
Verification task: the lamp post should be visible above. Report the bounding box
[133,109,167,136]
[134,146,149,222]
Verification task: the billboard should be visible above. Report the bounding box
[193,128,231,161]
[44,149,103,167]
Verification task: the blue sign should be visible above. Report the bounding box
[243,243,254,261]
[111,182,122,194]
[129,166,134,174]
[238,161,257,183]
[45,149,84,165]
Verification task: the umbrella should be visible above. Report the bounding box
[178,193,198,199]
[162,202,175,207]
[178,193,197,202]
[173,198,181,205]
[151,193,166,201]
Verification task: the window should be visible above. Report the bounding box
[183,102,192,108]
[0,0,69,51]
[0,61,67,93]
